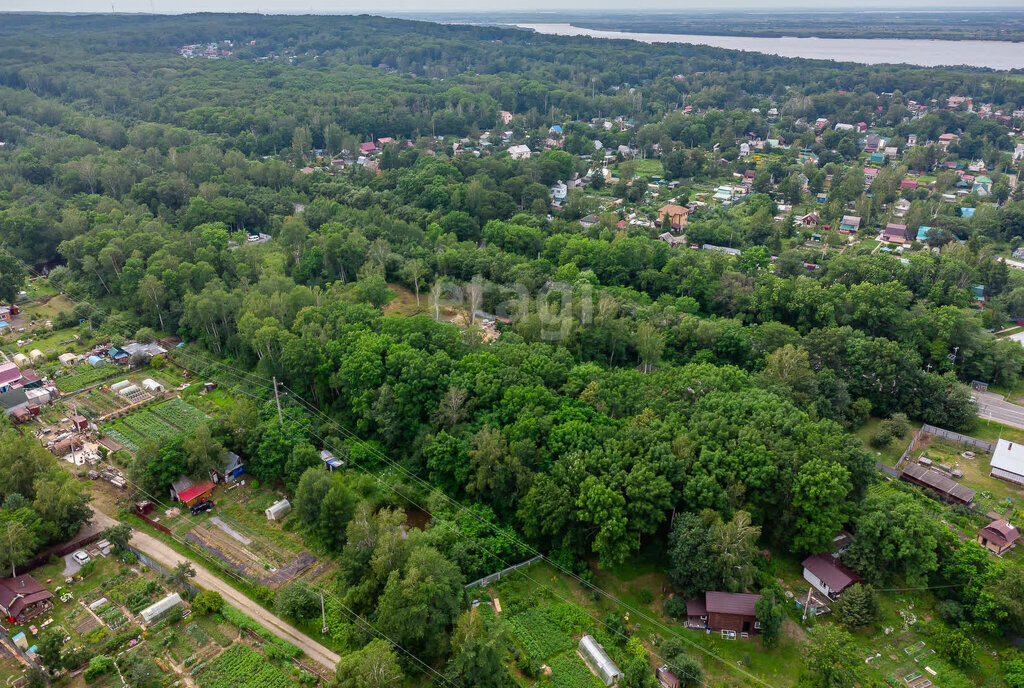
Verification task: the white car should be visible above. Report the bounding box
[72,550,90,565]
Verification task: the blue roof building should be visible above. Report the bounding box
[917,226,932,242]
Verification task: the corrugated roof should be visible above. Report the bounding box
[992,439,1024,477]
[176,480,215,503]
[901,463,976,502]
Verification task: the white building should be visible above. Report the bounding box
[991,439,1024,486]
[142,378,164,394]
[551,181,568,203]
[508,144,531,160]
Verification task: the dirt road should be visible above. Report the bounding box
[91,510,341,671]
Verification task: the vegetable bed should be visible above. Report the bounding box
[509,606,573,661]
[196,645,298,688]
[549,652,605,688]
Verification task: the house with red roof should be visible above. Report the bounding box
[802,554,862,599]
[900,179,918,190]
[0,362,23,393]
[686,591,761,636]
[359,141,377,154]
[0,574,53,622]
[977,519,1019,555]
[176,481,215,507]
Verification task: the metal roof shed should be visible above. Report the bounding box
[140,592,182,624]
[578,635,622,687]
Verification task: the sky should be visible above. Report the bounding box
[1,1,1023,13]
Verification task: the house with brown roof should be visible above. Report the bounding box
[686,591,761,637]
[802,554,862,599]
[977,519,1019,555]
[656,666,680,688]
[882,223,908,244]
[0,574,53,622]
[658,204,689,231]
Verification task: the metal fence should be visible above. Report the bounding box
[920,424,995,453]
[464,555,543,590]
[875,462,900,479]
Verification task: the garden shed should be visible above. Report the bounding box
[140,592,182,624]
[58,353,78,367]
[578,635,622,687]
[265,498,291,521]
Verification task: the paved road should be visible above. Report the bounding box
[976,390,1024,431]
[91,510,340,671]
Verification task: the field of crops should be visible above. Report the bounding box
[55,365,118,392]
[104,427,139,452]
[152,397,208,431]
[122,411,179,442]
[196,645,298,688]
[103,398,207,451]
[549,652,605,688]
[509,607,573,661]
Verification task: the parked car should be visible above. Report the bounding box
[72,550,90,565]
[190,499,214,515]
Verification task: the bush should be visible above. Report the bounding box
[834,583,880,630]
[663,596,688,618]
[881,413,910,439]
[84,655,116,682]
[637,588,653,604]
[191,590,224,616]
[869,428,893,447]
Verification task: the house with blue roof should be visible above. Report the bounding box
[961,207,976,218]
[917,226,932,242]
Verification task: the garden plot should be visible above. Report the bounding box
[178,512,321,588]
[193,643,301,688]
[101,397,208,453]
[913,434,1023,513]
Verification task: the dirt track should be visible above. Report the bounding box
[90,509,341,671]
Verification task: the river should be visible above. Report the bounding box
[514,23,1024,70]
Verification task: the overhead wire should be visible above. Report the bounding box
[6,247,777,687]
[169,346,771,688]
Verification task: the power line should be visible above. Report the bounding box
[170,348,770,688]
[92,456,460,688]
[15,253,777,687]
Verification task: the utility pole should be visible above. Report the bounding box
[320,591,328,634]
[273,376,283,425]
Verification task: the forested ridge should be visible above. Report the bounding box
[2,12,1024,688]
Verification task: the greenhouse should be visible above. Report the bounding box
[578,635,622,687]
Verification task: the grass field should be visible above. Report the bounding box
[853,417,921,467]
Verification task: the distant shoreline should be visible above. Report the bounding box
[565,22,1024,42]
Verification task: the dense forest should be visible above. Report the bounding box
[3,12,1024,688]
